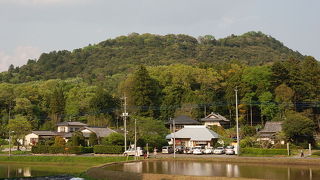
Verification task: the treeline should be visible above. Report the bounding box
[0,56,319,136]
[0,31,303,84]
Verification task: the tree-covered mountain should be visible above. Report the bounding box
[0,31,304,84]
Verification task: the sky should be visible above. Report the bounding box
[0,0,319,72]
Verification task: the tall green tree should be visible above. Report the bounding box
[7,115,32,150]
[126,66,160,118]
[282,112,316,146]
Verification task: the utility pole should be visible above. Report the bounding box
[235,87,240,156]
[250,98,253,126]
[134,118,137,151]
[173,117,176,158]
[9,130,11,157]
[122,95,128,151]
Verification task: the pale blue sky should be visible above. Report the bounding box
[0,0,319,71]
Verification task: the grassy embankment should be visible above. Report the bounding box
[0,156,133,166]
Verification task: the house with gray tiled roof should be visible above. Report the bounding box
[166,125,219,147]
[257,121,284,144]
[165,115,201,132]
[200,112,230,128]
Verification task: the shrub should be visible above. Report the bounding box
[31,145,91,154]
[49,146,65,154]
[31,145,49,154]
[102,133,124,146]
[241,148,287,155]
[93,145,124,154]
[83,147,94,153]
[66,146,84,154]
[312,151,320,156]
[0,138,8,145]
[240,137,257,148]
[89,133,99,146]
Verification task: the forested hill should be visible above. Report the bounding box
[0,31,304,83]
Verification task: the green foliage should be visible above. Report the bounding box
[128,116,169,149]
[102,133,124,146]
[54,136,66,146]
[88,132,98,146]
[31,145,50,154]
[240,137,257,148]
[241,125,257,137]
[93,145,124,154]
[71,131,85,146]
[312,151,320,156]
[31,145,88,154]
[7,115,32,149]
[123,65,160,118]
[282,112,316,145]
[49,146,65,154]
[240,148,287,155]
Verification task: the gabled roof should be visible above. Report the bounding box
[32,131,57,136]
[166,115,201,125]
[201,112,230,122]
[166,125,219,141]
[56,121,87,126]
[81,127,116,138]
[259,122,283,133]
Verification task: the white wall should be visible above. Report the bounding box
[24,133,39,146]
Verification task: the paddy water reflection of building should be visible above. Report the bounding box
[118,160,319,180]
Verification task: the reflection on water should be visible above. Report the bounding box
[0,164,82,178]
[104,160,320,180]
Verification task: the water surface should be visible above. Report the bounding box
[104,160,320,180]
[0,163,86,178]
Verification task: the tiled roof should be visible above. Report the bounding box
[200,112,230,122]
[32,131,57,136]
[56,121,87,126]
[81,127,116,138]
[166,125,219,141]
[166,115,201,125]
[259,122,283,133]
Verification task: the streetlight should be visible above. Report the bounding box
[9,130,14,157]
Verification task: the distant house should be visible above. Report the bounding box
[57,122,87,133]
[200,112,230,128]
[24,121,117,146]
[24,131,58,146]
[257,122,284,144]
[166,125,219,148]
[166,115,201,132]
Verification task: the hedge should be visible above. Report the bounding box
[240,148,288,155]
[31,145,91,154]
[312,151,320,156]
[93,145,124,154]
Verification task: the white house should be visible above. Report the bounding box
[200,112,230,128]
[57,122,87,133]
[24,131,58,146]
[166,125,219,148]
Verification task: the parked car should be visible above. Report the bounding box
[123,147,143,156]
[162,146,174,154]
[176,146,185,154]
[193,146,203,155]
[213,147,225,154]
[225,146,235,155]
[204,147,213,154]
[184,147,193,154]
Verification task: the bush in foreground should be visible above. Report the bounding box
[241,148,287,155]
[93,145,124,154]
